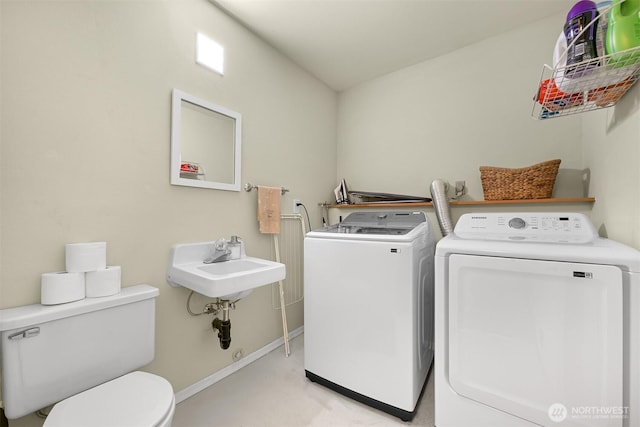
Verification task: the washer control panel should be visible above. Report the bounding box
[454,212,597,243]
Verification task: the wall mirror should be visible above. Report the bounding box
[170,89,242,191]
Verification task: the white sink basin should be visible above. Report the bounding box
[198,259,271,276]
[167,241,285,299]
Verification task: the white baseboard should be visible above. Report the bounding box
[174,326,304,404]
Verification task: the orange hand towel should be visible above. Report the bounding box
[258,186,281,234]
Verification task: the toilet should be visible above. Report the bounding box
[43,371,174,427]
[0,284,175,426]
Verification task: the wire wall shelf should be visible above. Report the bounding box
[533,46,640,120]
[532,0,640,120]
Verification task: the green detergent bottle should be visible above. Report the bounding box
[605,0,640,66]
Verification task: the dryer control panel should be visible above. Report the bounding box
[454,212,598,243]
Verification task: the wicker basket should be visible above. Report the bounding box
[479,159,561,201]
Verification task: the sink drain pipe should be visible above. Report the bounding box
[212,300,232,350]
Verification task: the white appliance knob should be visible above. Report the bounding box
[508,217,526,229]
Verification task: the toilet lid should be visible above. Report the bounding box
[44,371,174,427]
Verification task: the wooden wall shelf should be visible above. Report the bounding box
[328,197,595,209]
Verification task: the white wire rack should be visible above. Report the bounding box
[532,1,640,119]
[533,48,640,119]
[270,213,306,357]
[271,214,305,309]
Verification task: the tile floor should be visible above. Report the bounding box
[173,333,435,427]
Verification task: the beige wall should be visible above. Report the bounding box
[334,11,640,250]
[336,14,584,200]
[1,0,336,423]
[582,84,640,247]
[336,12,640,250]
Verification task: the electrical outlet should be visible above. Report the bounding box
[293,199,300,214]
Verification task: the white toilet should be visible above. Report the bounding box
[0,284,175,426]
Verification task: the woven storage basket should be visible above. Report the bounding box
[479,159,561,200]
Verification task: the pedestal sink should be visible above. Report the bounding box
[167,241,285,300]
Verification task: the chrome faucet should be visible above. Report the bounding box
[204,239,232,264]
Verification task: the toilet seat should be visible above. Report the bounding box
[44,371,175,427]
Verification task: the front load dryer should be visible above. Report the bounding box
[304,211,435,421]
[435,212,640,427]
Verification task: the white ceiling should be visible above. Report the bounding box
[212,0,574,91]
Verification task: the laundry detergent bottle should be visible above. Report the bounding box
[564,0,600,76]
[605,0,640,66]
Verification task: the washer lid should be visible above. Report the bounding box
[44,372,174,427]
[339,211,426,229]
[308,211,428,240]
[305,211,433,242]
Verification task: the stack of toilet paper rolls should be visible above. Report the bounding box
[41,242,122,305]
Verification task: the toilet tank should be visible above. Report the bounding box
[0,284,159,419]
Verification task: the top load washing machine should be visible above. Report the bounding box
[304,211,435,421]
[435,212,640,427]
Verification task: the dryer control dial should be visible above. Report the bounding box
[508,217,526,229]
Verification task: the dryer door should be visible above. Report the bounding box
[448,254,623,427]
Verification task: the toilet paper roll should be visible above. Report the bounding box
[85,266,121,298]
[65,242,107,273]
[41,271,86,305]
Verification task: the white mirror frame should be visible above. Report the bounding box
[170,89,242,191]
